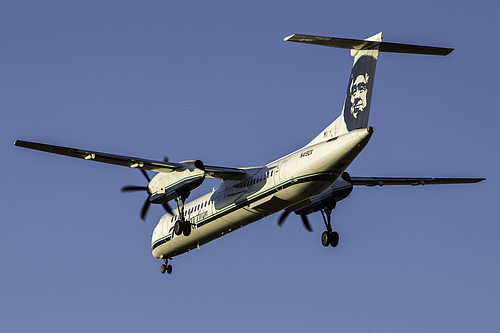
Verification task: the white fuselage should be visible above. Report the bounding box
[151,127,372,259]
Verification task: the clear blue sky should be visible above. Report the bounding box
[2,1,498,332]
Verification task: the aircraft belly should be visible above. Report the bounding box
[153,219,226,259]
[275,179,332,204]
[152,209,263,259]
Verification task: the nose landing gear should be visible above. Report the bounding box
[160,258,173,275]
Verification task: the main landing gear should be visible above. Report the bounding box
[320,203,339,247]
[174,219,192,237]
[160,258,173,275]
[172,191,192,237]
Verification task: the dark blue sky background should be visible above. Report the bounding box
[2,1,498,332]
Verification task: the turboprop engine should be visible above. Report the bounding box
[278,172,354,231]
[149,160,206,205]
[294,172,353,216]
[121,160,206,220]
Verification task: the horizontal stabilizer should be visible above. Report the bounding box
[350,177,485,187]
[284,34,453,56]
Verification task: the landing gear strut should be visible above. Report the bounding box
[160,258,173,275]
[173,191,191,237]
[320,202,339,247]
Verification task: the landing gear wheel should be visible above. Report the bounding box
[321,231,331,247]
[183,222,191,236]
[330,231,339,247]
[174,220,183,236]
[161,259,173,275]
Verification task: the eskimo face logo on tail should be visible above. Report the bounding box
[344,55,376,131]
[349,73,369,118]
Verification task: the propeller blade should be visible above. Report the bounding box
[121,170,156,221]
[300,214,313,232]
[140,198,151,221]
[277,210,291,227]
[140,169,151,182]
[162,202,174,215]
[121,185,149,193]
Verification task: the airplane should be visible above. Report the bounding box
[15,32,484,275]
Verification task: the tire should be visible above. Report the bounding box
[174,220,183,236]
[183,222,191,237]
[321,231,330,247]
[330,231,339,247]
[160,264,167,274]
[166,265,172,275]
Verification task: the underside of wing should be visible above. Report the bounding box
[350,177,485,187]
[15,140,183,173]
[204,165,247,180]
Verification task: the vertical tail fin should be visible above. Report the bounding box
[342,33,381,132]
[284,32,453,147]
[295,32,382,146]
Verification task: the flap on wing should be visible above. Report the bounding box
[14,140,183,173]
[350,177,485,187]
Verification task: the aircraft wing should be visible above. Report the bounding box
[14,140,185,173]
[350,177,485,187]
[15,140,247,178]
[204,165,246,180]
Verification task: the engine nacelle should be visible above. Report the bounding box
[149,160,205,204]
[294,172,353,216]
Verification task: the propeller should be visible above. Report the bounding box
[121,169,172,221]
[300,214,313,232]
[277,210,313,232]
